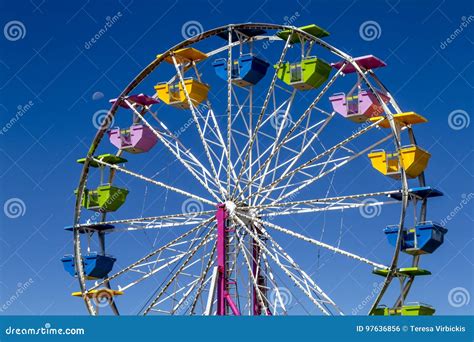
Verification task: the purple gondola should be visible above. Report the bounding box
[109,93,160,109]
[109,124,158,154]
[329,90,390,123]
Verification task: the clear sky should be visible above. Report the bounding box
[0,0,472,316]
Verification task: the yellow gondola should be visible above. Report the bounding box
[155,79,210,109]
[368,145,431,179]
[155,48,210,109]
[369,111,428,128]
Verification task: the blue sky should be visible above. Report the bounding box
[0,0,472,316]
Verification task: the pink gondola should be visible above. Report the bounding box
[108,124,158,154]
[329,90,390,123]
[329,55,389,122]
[108,93,159,153]
[331,54,386,74]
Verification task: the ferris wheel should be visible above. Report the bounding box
[61,23,447,316]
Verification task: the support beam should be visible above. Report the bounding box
[216,203,240,315]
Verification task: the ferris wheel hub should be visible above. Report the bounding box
[223,200,237,216]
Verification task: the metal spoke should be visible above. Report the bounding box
[236,63,347,201]
[265,134,393,206]
[234,225,269,315]
[191,66,244,199]
[239,212,388,270]
[185,243,217,314]
[125,100,222,202]
[91,157,214,205]
[233,215,338,315]
[89,218,214,291]
[245,190,401,211]
[170,56,226,199]
[226,27,233,196]
[231,34,292,199]
[246,127,391,205]
[143,226,216,314]
[258,200,398,218]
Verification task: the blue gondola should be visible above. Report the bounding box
[61,255,76,277]
[64,224,115,234]
[212,54,270,87]
[384,222,448,255]
[61,252,116,279]
[389,186,443,201]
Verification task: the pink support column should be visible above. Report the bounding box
[216,203,241,316]
[225,293,241,315]
[216,204,227,315]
